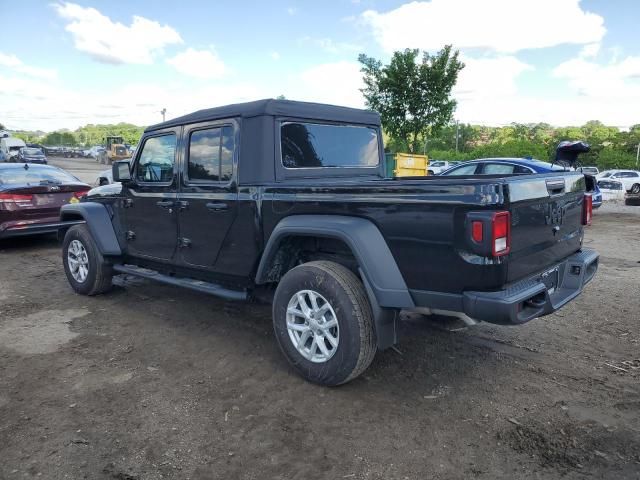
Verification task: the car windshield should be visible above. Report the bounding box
[8,146,22,152]
[23,148,43,155]
[0,166,80,185]
[600,172,612,178]
[430,161,445,167]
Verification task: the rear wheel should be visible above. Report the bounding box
[62,224,113,295]
[272,261,376,386]
[631,183,640,194]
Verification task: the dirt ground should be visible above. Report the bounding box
[1,161,639,479]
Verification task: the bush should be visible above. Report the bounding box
[595,148,637,170]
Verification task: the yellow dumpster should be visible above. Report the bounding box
[393,153,428,177]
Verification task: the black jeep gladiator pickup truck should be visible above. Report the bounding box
[59,99,598,385]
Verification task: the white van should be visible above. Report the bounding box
[1,137,27,161]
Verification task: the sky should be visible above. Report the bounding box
[1,0,639,131]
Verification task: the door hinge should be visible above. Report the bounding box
[126,231,136,240]
[123,198,133,208]
[178,237,192,248]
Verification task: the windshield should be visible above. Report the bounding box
[430,161,445,167]
[600,172,612,178]
[22,148,43,155]
[0,166,80,185]
[8,146,22,152]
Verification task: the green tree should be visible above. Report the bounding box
[359,46,465,153]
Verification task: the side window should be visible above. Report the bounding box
[188,125,234,182]
[442,164,478,175]
[513,165,534,174]
[483,163,515,175]
[281,122,379,169]
[136,134,176,183]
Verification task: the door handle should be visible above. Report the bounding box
[156,200,174,209]
[206,202,228,211]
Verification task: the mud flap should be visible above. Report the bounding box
[361,269,398,350]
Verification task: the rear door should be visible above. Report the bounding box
[122,128,179,262]
[177,120,238,269]
[506,172,586,283]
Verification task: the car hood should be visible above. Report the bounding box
[87,183,122,198]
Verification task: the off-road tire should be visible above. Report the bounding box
[273,260,376,386]
[62,224,113,296]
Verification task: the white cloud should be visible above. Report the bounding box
[553,55,640,99]
[0,72,265,130]
[294,61,365,107]
[166,48,226,79]
[362,0,605,53]
[52,2,183,64]
[455,55,533,99]
[270,51,281,61]
[454,53,640,127]
[299,37,363,54]
[579,43,601,59]
[0,52,57,80]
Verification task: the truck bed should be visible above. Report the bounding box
[257,171,588,295]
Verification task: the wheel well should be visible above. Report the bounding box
[58,212,84,241]
[261,235,358,283]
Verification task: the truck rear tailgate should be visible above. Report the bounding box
[506,172,586,283]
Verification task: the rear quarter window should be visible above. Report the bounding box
[281,122,379,169]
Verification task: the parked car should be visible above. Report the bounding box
[427,160,456,175]
[95,159,130,185]
[17,147,48,164]
[595,170,640,194]
[83,146,105,159]
[597,179,626,201]
[440,157,601,208]
[578,166,599,175]
[1,137,27,161]
[0,163,90,239]
[57,99,598,386]
[439,158,569,175]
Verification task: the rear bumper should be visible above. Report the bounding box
[0,219,84,239]
[411,248,599,325]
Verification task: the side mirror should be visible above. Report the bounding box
[112,161,132,184]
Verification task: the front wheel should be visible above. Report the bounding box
[62,224,113,295]
[272,261,376,386]
[631,183,640,194]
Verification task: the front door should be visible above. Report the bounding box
[122,128,180,262]
[177,120,238,270]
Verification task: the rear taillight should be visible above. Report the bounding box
[73,190,90,199]
[491,211,511,256]
[0,193,33,205]
[466,210,511,257]
[582,194,592,226]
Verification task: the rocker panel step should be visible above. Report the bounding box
[112,264,247,301]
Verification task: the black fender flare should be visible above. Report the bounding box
[59,202,122,256]
[256,215,413,349]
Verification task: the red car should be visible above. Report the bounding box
[0,163,90,239]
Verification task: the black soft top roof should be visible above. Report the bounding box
[145,99,380,132]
